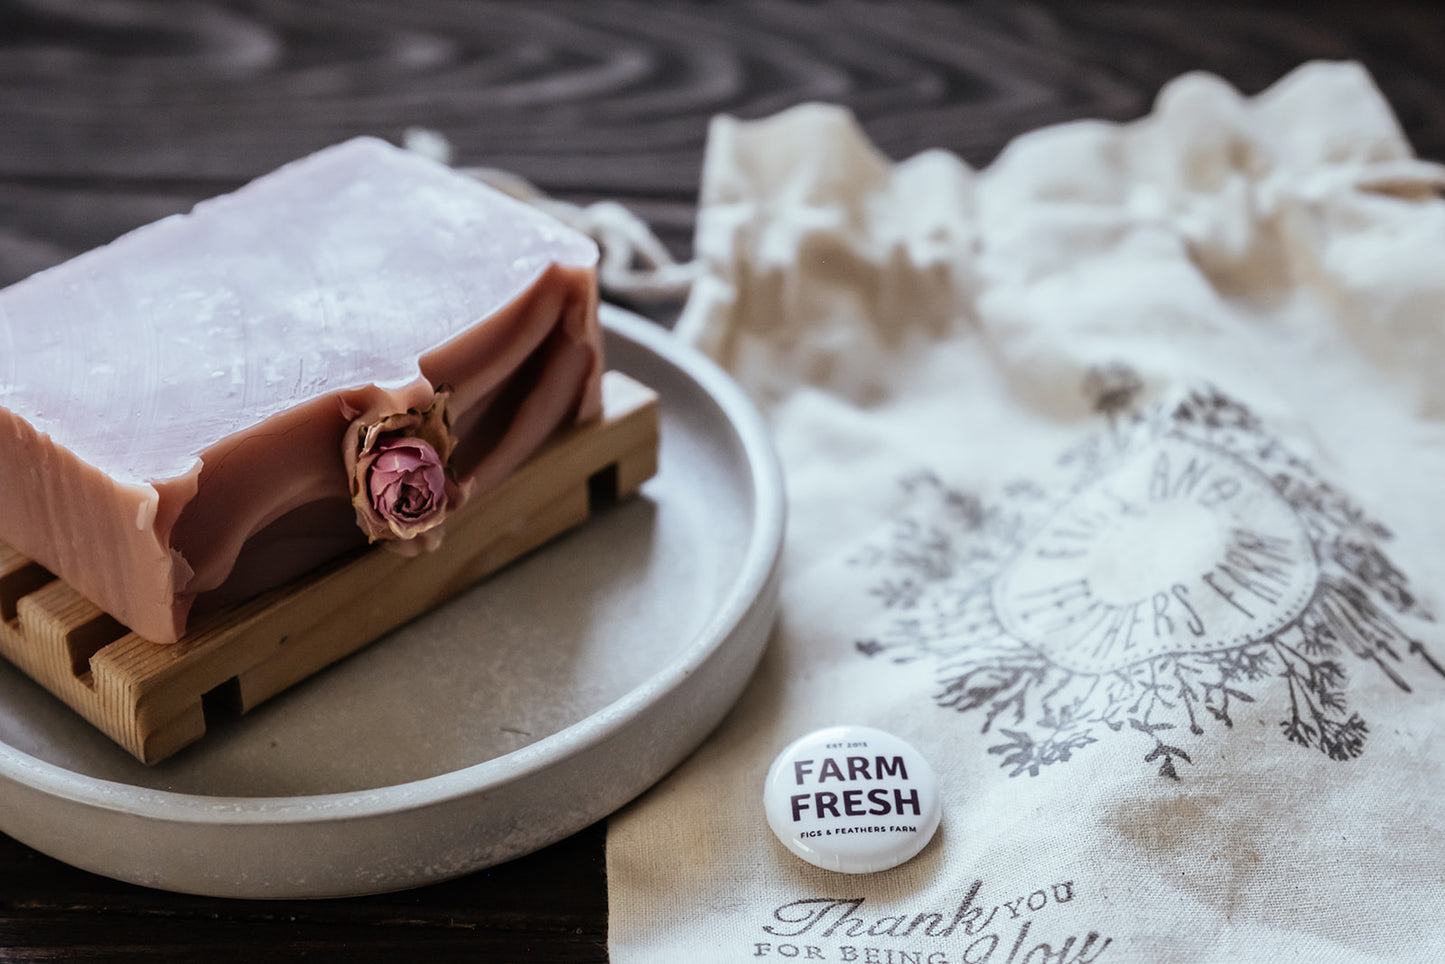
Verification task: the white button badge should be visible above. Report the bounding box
[764,725,941,874]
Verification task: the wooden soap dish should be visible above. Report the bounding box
[0,372,659,765]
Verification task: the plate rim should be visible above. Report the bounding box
[0,305,784,828]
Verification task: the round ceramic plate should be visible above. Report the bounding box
[0,305,784,898]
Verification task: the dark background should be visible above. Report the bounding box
[1,1,1443,960]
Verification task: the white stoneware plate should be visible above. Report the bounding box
[0,305,784,898]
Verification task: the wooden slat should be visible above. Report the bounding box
[0,372,659,763]
[16,580,125,681]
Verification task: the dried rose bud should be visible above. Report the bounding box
[343,390,458,547]
[366,437,448,538]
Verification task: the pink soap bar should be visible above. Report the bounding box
[0,137,602,643]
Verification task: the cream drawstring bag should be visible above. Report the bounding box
[607,62,1445,962]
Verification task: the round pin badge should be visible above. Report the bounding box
[764,725,941,874]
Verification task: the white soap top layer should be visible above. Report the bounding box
[0,136,597,484]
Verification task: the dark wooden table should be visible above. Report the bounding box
[1,2,1443,960]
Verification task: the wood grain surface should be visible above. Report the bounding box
[2,1,1444,960]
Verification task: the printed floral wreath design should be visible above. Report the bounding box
[852,367,1445,779]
